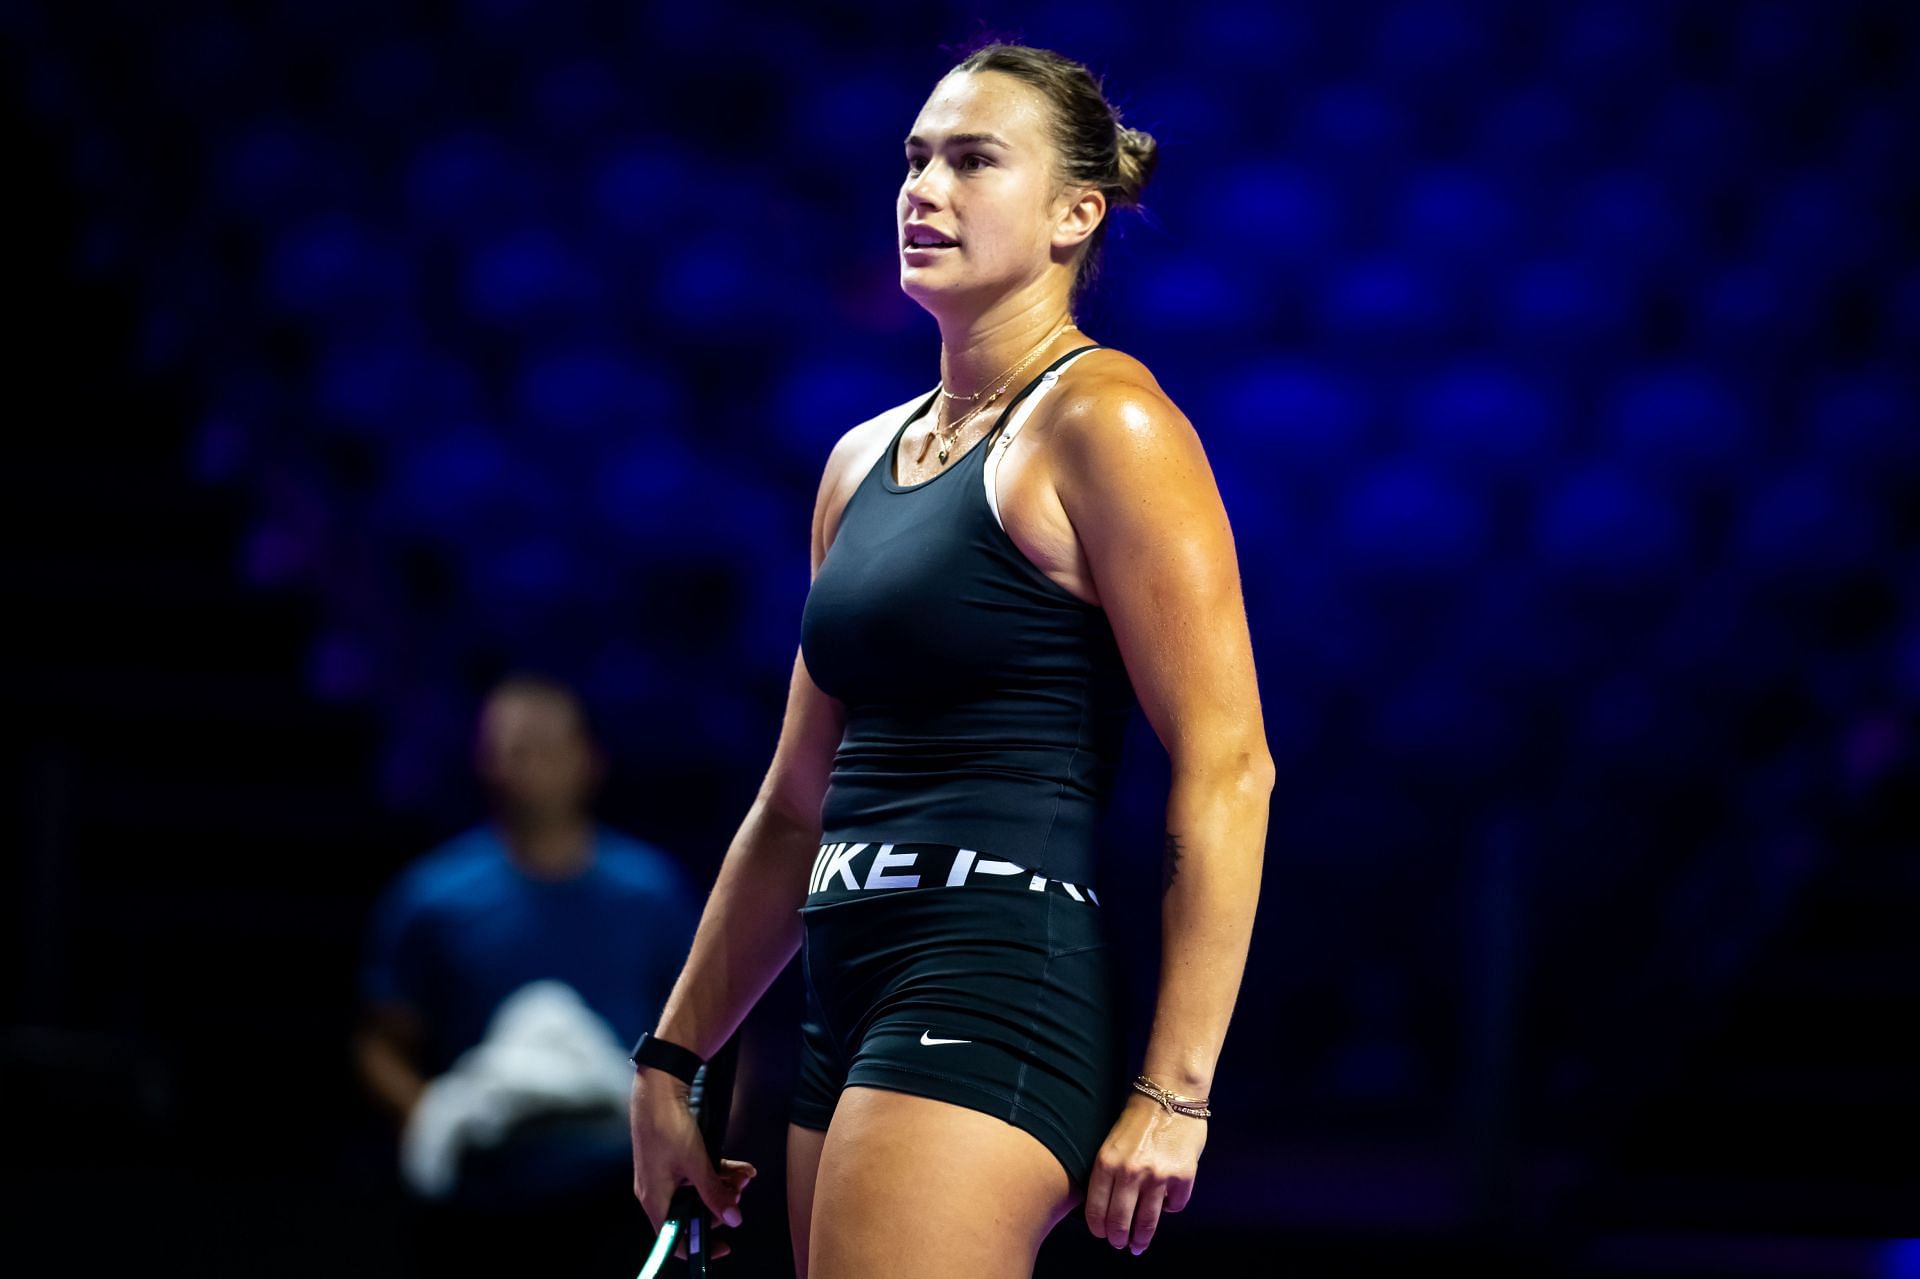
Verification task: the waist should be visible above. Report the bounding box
[820,742,1120,883]
[805,840,1100,908]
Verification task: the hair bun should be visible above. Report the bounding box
[1113,122,1160,207]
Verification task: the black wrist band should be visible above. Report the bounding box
[630,1030,705,1085]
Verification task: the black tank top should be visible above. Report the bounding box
[799,344,1136,886]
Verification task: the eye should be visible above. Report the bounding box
[903,152,990,175]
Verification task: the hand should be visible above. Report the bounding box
[1084,1092,1206,1255]
[629,1070,758,1261]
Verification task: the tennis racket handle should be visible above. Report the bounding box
[667,1183,716,1278]
[667,1183,707,1225]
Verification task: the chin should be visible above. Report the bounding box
[900,266,989,311]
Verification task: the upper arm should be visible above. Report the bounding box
[1052,379,1276,781]
[360,875,427,1008]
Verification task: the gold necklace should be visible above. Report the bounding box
[917,318,1076,466]
[935,316,1076,405]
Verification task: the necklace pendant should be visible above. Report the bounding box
[938,446,949,463]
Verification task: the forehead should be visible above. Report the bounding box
[907,70,1052,149]
[482,689,582,737]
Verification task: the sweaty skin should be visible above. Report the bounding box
[634,61,1273,1276]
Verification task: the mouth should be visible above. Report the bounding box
[902,228,960,254]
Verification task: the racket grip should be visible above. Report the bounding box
[667,1183,706,1222]
[659,1033,743,1278]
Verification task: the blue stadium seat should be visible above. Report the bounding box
[1366,663,1517,781]
[1335,457,1491,580]
[1553,1,1677,86]
[1804,367,1920,476]
[592,139,697,239]
[1566,170,1691,281]
[1396,169,1521,266]
[1532,461,1692,587]
[1296,82,1411,173]
[1193,164,1340,270]
[388,428,515,538]
[266,213,393,318]
[461,227,594,327]
[1755,170,1887,280]
[1218,361,1372,476]
[406,130,533,240]
[1320,258,1450,348]
[515,343,679,436]
[1473,84,1583,177]
[1604,366,1750,484]
[1499,258,1634,357]
[1403,364,1557,483]
[1691,258,1821,358]
[1372,0,1492,87]
[1731,461,1889,581]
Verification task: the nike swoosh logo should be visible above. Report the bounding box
[920,1031,971,1046]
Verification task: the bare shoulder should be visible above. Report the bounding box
[1045,346,1205,509]
[812,389,934,563]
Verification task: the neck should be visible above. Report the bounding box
[497,812,595,879]
[933,291,1079,418]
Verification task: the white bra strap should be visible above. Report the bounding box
[984,346,1101,531]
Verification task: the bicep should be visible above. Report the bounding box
[1057,391,1273,777]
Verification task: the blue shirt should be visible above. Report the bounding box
[361,823,699,1077]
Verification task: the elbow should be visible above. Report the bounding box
[1243,752,1278,797]
[1173,746,1276,794]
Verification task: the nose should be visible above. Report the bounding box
[903,158,947,209]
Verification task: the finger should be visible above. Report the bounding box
[720,1158,758,1193]
[1127,1182,1167,1254]
[1083,1159,1115,1236]
[692,1163,745,1228]
[1166,1174,1195,1213]
[1103,1173,1142,1249]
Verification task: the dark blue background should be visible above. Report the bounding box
[5,2,1917,1276]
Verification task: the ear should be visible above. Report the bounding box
[1052,183,1107,253]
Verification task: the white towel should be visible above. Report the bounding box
[400,979,633,1199]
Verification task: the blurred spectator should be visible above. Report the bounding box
[353,673,698,1274]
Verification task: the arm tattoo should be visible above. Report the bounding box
[1162,831,1184,896]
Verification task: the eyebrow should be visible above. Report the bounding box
[903,131,1012,150]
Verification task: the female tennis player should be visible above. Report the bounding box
[629,41,1272,1277]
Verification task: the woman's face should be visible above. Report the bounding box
[898,70,1090,308]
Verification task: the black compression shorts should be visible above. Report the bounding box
[789,840,1128,1189]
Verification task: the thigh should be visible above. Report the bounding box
[807,1084,1080,1279]
[787,1122,829,1279]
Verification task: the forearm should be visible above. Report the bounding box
[650,791,819,1061]
[1138,758,1273,1097]
[354,1032,427,1124]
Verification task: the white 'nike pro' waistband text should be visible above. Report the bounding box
[805,840,1099,906]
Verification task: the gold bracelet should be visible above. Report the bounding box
[1131,1073,1211,1119]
